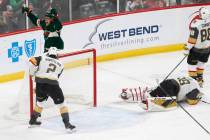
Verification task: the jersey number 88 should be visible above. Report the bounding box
[201,28,210,42]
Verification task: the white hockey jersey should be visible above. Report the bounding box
[30,55,64,81]
[174,76,200,101]
[188,18,210,49]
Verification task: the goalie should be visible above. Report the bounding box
[28,47,75,132]
[120,76,203,111]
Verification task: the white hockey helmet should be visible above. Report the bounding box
[199,7,209,20]
[48,47,58,57]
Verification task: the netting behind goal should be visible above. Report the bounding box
[8,48,97,121]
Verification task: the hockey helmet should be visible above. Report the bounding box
[45,8,58,18]
[199,7,209,20]
[50,8,58,17]
[48,47,58,57]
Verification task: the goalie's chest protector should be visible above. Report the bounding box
[36,56,63,80]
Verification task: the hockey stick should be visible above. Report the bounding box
[201,100,210,104]
[158,85,210,135]
[163,55,187,81]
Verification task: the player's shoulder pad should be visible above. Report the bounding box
[190,19,202,28]
[29,57,37,66]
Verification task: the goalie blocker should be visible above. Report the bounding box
[120,76,203,111]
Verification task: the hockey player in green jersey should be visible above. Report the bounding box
[22,5,64,52]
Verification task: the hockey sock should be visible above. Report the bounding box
[61,112,70,127]
[197,68,204,79]
[60,107,70,126]
[188,71,197,80]
[60,107,76,130]
[34,105,43,113]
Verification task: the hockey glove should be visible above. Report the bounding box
[183,44,190,56]
[22,5,31,14]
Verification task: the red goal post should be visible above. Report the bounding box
[29,48,97,116]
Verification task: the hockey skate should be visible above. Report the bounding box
[29,120,41,128]
[61,112,76,133]
[29,112,41,128]
[65,122,76,133]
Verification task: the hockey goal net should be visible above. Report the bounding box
[8,48,97,120]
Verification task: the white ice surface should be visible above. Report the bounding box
[0,51,210,140]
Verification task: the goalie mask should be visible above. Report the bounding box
[199,7,209,20]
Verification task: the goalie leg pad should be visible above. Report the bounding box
[140,96,177,112]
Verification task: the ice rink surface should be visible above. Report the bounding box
[0,51,210,140]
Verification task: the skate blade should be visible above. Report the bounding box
[66,128,76,133]
[28,124,41,128]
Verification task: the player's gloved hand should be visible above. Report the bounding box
[22,4,30,14]
[183,44,190,56]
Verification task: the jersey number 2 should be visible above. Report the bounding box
[46,63,56,73]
